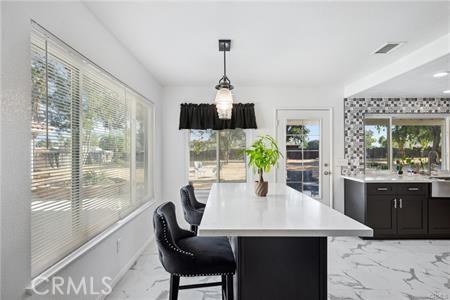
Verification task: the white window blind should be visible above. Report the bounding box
[31,23,154,277]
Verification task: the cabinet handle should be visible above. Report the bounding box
[394,198,397,209]
[399,198,403,209]
[408,187,419,191]
[377,187,388,191]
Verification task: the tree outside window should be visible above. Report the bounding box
[391,119,444,172]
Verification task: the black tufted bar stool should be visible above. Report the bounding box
[153,202,235,300]
[180,184,206,234]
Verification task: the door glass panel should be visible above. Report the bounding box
[287,182,302,191]
[303,183,319,197]
[302,169,319,183]
[286,120,321,199]
[287,170,302,182]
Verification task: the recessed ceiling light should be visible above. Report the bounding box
[443,90,450,94]
[434,72,449,78]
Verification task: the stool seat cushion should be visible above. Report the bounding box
[153,202,236,278]
[177,236,236,276]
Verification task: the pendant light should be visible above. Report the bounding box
[214,39,234,119]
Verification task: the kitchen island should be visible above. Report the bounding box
[198,183,373,300]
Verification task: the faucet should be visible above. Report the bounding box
[428,150,440,176]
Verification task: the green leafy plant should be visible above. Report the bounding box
[244,135,283,183]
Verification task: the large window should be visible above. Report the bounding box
[189,129,246,190]
[31,24,154,276]
[365,116,448,173]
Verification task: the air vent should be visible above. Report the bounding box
[374,42,405,54]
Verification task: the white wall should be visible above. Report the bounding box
[162,85,346,227]
[1,2,162,299]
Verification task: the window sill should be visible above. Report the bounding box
[26,199,156,295]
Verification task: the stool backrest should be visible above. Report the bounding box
[153,202,196,273]
[180,184,202,209]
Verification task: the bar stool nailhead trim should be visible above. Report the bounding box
[160,215,195,257]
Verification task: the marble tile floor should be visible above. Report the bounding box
[106,237,450,300]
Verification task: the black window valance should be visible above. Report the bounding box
[179,103,257,130]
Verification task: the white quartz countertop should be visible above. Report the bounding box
[342,174,433,183]
[198,183,373,237]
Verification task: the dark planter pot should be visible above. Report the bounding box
[255,181,268,197]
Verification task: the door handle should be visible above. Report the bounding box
[377,187,388,191]
[408,187,419,191]
[324,170,331,175]
[399,198,403,209]
[393,198,397,209]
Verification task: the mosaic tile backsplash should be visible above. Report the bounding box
[343,98,450,175]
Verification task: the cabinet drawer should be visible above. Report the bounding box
[397,183,429,195]
[367,184,396,195]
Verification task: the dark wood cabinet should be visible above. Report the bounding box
[366,195,397,236]
[344,180,444,238]
[396,195,427,235]
[428,198,450,235]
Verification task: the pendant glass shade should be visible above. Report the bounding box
[214,88,233,119]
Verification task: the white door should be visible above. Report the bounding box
[276,109,332,206]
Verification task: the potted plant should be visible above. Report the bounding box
[245,135,283,197]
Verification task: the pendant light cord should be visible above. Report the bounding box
[223,47,227,78]
[216,40,233,88]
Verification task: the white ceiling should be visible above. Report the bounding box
[353,53,450,98]
[85,1,449,87]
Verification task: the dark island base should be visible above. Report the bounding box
[231,237,327,300]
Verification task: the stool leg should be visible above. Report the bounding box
[169,274,179,300]
[221,275,226,300]
[226,274,233,300]
[190,224,198,234]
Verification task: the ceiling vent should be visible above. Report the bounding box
[374,42,405,54]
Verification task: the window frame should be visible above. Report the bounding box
[30,21,156,280]
[131,95,155,207]
[364,114,450,173]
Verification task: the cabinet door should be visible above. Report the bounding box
[397,195,428,235]
[366,195,397,236]
[429,198,450,235]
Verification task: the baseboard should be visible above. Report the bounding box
[97,236,154,300]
